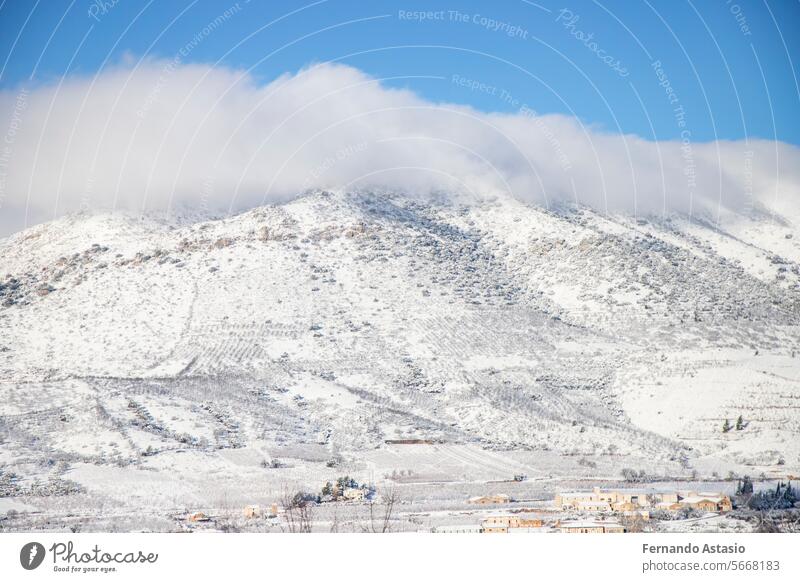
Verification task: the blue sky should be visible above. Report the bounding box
[1,0,798,145]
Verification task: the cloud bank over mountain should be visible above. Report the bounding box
[1,60,798,235]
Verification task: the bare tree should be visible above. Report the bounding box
[620,513,649,533]
[281,488,315,533]
[329,508,339,533]
[364,486,400,533]
[215,490,241,533]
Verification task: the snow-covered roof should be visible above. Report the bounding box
[679,496,723,504]
[559,488,673,497]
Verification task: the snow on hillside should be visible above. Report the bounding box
[1,190,798,528]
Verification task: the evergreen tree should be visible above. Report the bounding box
[722,419,732,433]
[736,415,744,430]
[737,475,754,495]
[784,482,796,504]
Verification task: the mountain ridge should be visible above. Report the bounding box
[1,190,798,479]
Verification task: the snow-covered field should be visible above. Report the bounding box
[1,190,798,532]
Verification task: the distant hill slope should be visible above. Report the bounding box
[1,190,798,477]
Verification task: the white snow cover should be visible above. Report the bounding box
[0,189,797,531]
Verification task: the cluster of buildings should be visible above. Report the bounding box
[434,514,626,534]
[555,486,732,515]
[243,503,280,519]
[183,503,281,524]
[433,514,547,534]
[482,514,545,533]
[439,485,733,534]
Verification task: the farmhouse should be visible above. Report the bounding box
[342,487,366,501]
[468,494,510,505]
[243,505,261,518]
[677,493,732,513]
[576,500,612,512]
[518,517,544,527]
[655,501,683,511]
[480,513,546,533]
[555,491,599,508]
[483,514,520,528]
[556,487,732,514]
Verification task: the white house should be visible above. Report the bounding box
[343,487,366,501]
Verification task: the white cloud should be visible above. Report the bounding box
[0,60,798,235]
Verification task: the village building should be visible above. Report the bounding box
[556,487,732,515]
[576,500,612,512]
[480,513,545,532]
[654,500,683,511]
[483,514,520,528]
[243,505,261,518]
[677,492,732,513]
[518,517,544,527]
[467,494,510,505]
[342,487,366,501]
[555,491,600,508]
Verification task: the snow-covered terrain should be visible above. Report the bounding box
[1,189,798,531]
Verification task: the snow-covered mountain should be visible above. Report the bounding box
[1,190,799,507]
